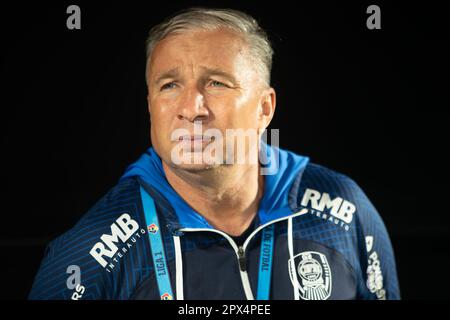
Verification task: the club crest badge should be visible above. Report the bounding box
[288,251,332,300]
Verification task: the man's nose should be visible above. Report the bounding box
[177,86,209,123]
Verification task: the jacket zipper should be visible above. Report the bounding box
[237,246,247,271]
[177,208,308,300]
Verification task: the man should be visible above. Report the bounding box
[29,7,400,300]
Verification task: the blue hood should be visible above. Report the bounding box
[120,143,309,230]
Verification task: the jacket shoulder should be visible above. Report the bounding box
[294,162,374,224]
[29,177,147,300]
[293,162,400,299]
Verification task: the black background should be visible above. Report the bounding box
[0,1,448,299]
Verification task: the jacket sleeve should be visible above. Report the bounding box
[28,228,108,300]
[349,179,401,300]
[28,178,147,300]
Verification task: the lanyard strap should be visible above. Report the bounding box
[140,186,174,300]
[140,186,275,300]
[256,223,275,300]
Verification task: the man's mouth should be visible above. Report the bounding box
[178,135,213,142]
[173,135,215,152]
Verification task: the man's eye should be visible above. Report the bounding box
[160,82,177,91]
[209,80,226,87]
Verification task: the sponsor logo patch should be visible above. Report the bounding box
[365,235,386,300]
[300,188,356,231]
[89,213,146,272]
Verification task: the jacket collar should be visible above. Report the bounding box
[120,142,309,232]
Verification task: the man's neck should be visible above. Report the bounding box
[162,162,264,237]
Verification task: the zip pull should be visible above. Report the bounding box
[238,246,247,271]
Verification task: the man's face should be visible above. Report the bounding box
[146,28,275,171]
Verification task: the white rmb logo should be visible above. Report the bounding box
[89,213,139,267]
[301,188,355,224]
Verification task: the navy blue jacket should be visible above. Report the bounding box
[29,145,400,300]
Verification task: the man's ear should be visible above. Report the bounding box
[258,87,276,129]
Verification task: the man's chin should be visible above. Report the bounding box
[169,150,224,172]
[169,161,221,173]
